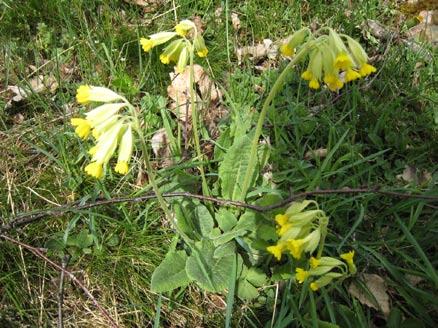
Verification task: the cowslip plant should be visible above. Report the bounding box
[140,19,210,196]
[240,27,377,201]
[67,21,372,321]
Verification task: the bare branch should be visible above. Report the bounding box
[1,188,437,233]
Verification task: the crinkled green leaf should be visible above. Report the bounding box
[151,251,191,293]
[246,268,267,287]
[216,209,237,232]
[237,278,259,300]
[186,239,234,292]
[219,134,258,201]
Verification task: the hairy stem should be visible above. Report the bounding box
[189,45,210,196]
[239,46,311,200]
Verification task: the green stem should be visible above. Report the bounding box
[316,216,328,258]
[239,46,310,200]
[127,102,193,244]
[188,44,210,196]
[128,106,172,220]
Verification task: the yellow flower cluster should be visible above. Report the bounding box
[71,85,134,179]
[266,200,325,261]
[295,251,356,291]
[140,19,208,73]
[280,28,377,91]
[266,200,357,291]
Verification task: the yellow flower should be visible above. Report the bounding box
[92,122,123,166]
[267,243,285,261]
[84,162,103,179]
[197,48,209,58]
[310,282,319,291]
[91,115,119,139]
[88,145,97,156]
[76,85,122,104]
[140,38,154,52]
[341,250,357,274]
[324,74,344,91]
[287,239,305,259]
[114,161,129,175]
[71,118,91,139]
[334,53,353,70]
[309,78,320,89]
[301,70,313,81]
[280,43,294,57]
[114,124,133,175]
[275,214,289,226]
[160,54,171,64]
[277,223,293,236]
[159,39,185,65]
[345,69,361,82]
[359,63,377,77]
[141,31,178,53]
[310,257,320,269]
[76,85,91,104]
[175,20,195,37]
[340,250,354,265]
[194,35,208,58]
[295,268,310,283]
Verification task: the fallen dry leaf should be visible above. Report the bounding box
[6,75,58,108]
[123,0,164,13]
[405,274,424,286]
[167,64,222,122]
[348,273,391,317]
[192,16,205,34]
[362,19,434,59]
[396,165,432,185]
[151,128,173,167]
[406,11,438,46]
[235,39,278,65]
[305,148,328,160]
[231,12,241,30]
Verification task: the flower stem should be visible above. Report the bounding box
[188,45,210,196]
[127,102,193,244]
[239,46,310,200]
[317,216,328,258]
[128,105,172,220]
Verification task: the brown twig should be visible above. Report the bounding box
[1,188,437,233]
[0,234,119,328]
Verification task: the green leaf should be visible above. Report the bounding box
[246,268,267,287]
[186,239,235,292]
[235,211,258,231]
[211,227,248,246]
[219,134,257,201]
[75,230,94,249]
[151,251,191,293]
[194,204,214,237]
[216,209,237,232]
[174,202,197,239]
[237,279,259,300]
[214,242,236,258]
[257,224,277,241]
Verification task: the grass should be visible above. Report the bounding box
[1,0,437,327]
